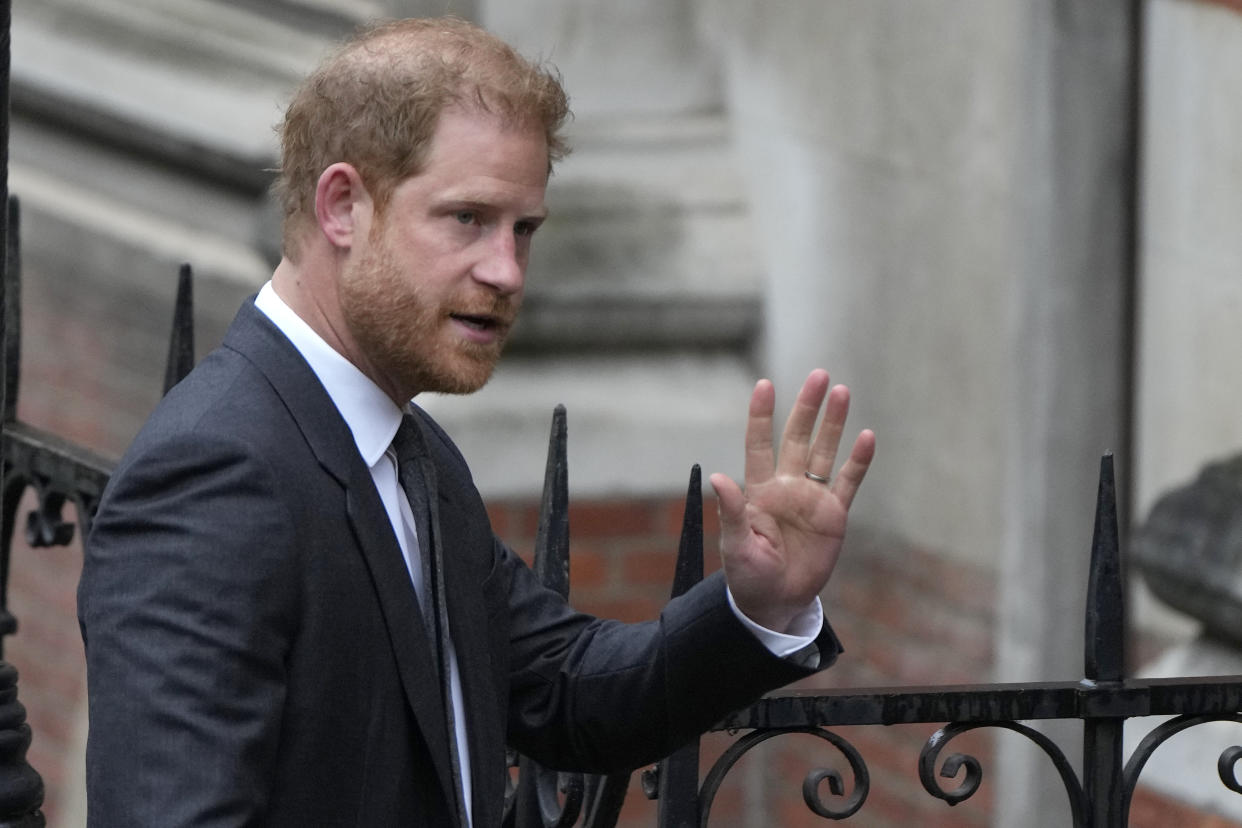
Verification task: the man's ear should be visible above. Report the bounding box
[314,162,371,249]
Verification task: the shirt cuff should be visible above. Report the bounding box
[726,587,824,661]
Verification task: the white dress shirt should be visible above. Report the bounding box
[253,280,823,821]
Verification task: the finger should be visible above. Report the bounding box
[709,472,749,548]
[829,429,876,510]
[775,369,831,477]
[743,379,776,487]
[805,384,850,479]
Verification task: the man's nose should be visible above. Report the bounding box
[472,232,525,295]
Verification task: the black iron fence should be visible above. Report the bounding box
[5,3,1242,827]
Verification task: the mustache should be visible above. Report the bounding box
[449,294,520,327]
[379,289,519,324]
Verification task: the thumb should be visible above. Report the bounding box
[709,472,748,546]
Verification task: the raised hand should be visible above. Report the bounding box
[710,369,876,634]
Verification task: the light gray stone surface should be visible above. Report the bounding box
[1137,0,1242,521]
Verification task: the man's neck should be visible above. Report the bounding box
[270,257,410,407]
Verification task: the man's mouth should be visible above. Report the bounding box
[449,312,512,340]
[451,313,503,331]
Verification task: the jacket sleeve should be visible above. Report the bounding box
[78,430,299,826]
[498,542,841,774]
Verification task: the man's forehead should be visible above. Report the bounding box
[408,108,551,206]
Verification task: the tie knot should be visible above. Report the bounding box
[392,413,426,465]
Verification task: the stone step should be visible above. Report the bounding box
[12,0,325,182]
[12,0,762,355]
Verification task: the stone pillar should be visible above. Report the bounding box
[996,1,1137,826]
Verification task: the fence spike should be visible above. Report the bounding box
[532,405,569,597]
[3,197,18,424]
[653,466,705,828]
[162,264,195,395]
[671,465,704,599]
[516,406,578,828]
[1085,452,1124,683]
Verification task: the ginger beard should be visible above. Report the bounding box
[338,221,518,398]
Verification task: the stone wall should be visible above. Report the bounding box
[1135,0,1242,635]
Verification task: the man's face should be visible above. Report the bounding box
[339,106,549,399]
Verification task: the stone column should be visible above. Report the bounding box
[995,2,1136,825]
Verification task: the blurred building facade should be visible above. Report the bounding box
[8,0,1242,825]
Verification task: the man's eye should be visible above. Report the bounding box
[514,221,538,238]
[455,211,476,225]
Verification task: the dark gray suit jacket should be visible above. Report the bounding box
[78,300,840,826]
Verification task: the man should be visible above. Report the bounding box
[78,16,876,827]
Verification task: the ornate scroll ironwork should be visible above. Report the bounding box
[0,246,194,603]
[919,720,1085,824]
[697,726,869,824]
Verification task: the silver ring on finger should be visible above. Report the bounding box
[804,470,830,484]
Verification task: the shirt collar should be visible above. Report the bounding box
[254,281,403,467]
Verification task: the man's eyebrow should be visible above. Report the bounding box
[438,195,548,220]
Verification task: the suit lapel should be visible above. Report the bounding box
[410,415,502,828]
[440,501,501,828]
[398,424,474,828]
[221,301,460,808]
[343,468,458,802]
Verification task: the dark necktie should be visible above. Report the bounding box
[393,415,440,648]
[392,413,469,825]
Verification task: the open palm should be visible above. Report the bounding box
[711,369,876,633]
